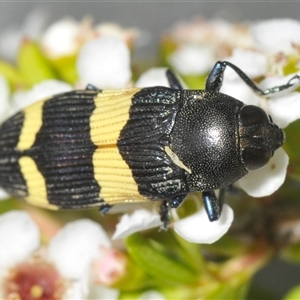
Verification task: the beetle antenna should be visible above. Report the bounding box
[207,61,300,97]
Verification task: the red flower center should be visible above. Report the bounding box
[4,261,65,300]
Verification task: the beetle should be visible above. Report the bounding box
[0,61,298,229]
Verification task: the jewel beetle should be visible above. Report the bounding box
[0,61,298,229]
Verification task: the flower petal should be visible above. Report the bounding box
[223,48,268,81]
[237,147,288,197]
[174,204,234,244]
[88,285,119,300]
[112,209,162,240]
[251,19,300,54]
[0,211,40,268]
[220,79,261,106]
[77,36,131,89]
[64,277,89,300]
[257,73,300,127]
[41,18,81,58]
[0,188,9,200]
[95,22,139,44]
[259,73,300,98]
[92,248,127,285]
[168,44,215,75]
[12,80,73,112]
[47,219,111,279]
[268,92,300,128]
[135,67,170,88]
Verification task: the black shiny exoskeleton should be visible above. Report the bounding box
[159,61,298,228]
[0,60,298,230]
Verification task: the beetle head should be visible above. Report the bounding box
[239,105,284,171]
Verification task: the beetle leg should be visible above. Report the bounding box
[202,189,225,221]
[166,69,183,90]
[159,200,170,231]
[86,83,99,91]
[226,184,242,196]
[169,194,186,208]
[99,203,113,215]
[159,195,186,230]
[206,61,300,96]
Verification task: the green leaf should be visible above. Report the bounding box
[0,60,27,90]
[281,244,300,263]
[246,284,276,300]
[172,232,204,273]
[159,37,178,66]
[17,40,57,86]
[126,233,197,285]
[112,256,151,291]
[284,119,300,179]
[180,74,206,89]
[283,55,300,75]
[203,234,248,258]
[50,55,78,84]
[206,280,250,300]
[283,285,300,300]
[145,226,204,274]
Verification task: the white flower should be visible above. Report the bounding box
[48,219,118,299]
[135,67,187,89]
[112,202,233,244]
[251,19,300,54]
[47,219,111,280]
[168,44,215,75]
[135,67,170,88]
[174,204,234,244]
[0,211,40,269]
[11,79,73,113]
[222,48,268,82]
[220,49,269,105]
[260,73,300,128]
[237,148,289,197]
[221,79,262,106]
[0,212,119,299]
[170,18,232,44]
[95,22,139,44]
[0,189,9,200]
[88,285,120,300]
[77,36,131,89]
[41,18,82,58]
[112,209,162,240]
[167,19,253,56]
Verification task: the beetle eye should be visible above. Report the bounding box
[242,147,272,170]
[240,105,270,126]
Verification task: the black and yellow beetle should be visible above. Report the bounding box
[0,61,297,228]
